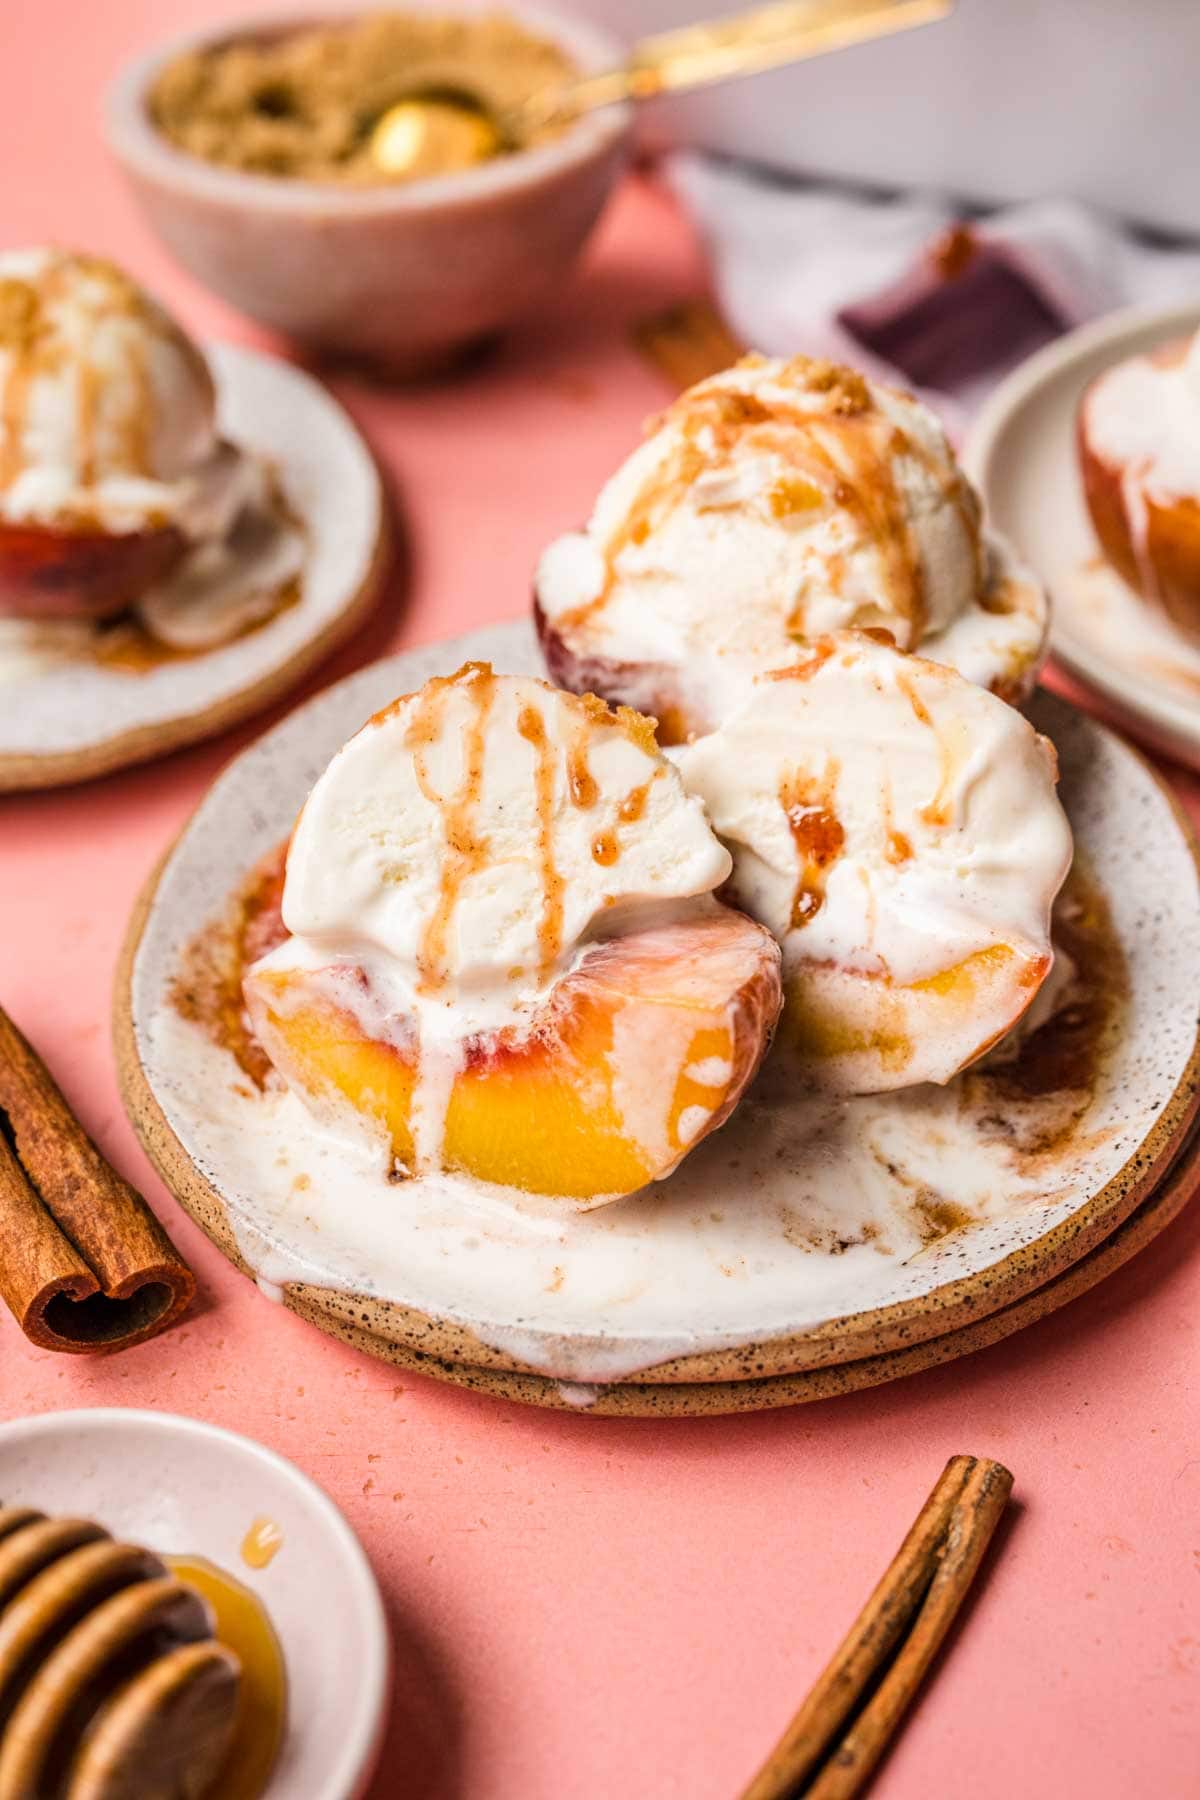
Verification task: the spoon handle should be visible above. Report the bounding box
[527,0,953,128]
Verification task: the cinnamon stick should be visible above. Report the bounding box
[741,1454,1013,1800]
[0,1003,194,1352]
[632,299,745,391]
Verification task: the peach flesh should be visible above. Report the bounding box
[244,905,783,1204]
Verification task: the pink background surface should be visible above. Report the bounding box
[3,4,1199,1795]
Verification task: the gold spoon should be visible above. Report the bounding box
[372,0,954,178]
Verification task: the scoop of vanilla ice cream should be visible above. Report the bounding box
[280,663,731,1031]
[536,355,987,730]
[672,633,1071,988]
[1084,328,1200,504]
[0,248,224,532]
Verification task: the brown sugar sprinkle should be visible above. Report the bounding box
[147,11,576,185]
[780,760,845,930]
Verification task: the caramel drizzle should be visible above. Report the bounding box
[895,669,965,830]
[0,253,162,505]
[76,359,99,488]
[560,357,983,641]
[566,720,599,809]
[123,331,152,479]
[590,772,659,866]
[517,702,565,977]
[407,663,496,993]
[781,758,844,930]
[881,779,914,866]
[0,273,49,493]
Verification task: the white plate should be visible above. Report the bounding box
[965,302,1200,769]
[0,1408,388,1799]
[118,620,1200,1388]
[0,343,386,789]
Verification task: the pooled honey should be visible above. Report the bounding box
[167,1555,287,1800]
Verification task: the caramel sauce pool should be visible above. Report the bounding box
[167,1554,287,1800]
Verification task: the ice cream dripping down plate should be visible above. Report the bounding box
[0,343,387,790]
[115,619,1200,1410]
[965,302,1200,771]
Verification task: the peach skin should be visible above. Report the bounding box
[0,519,187,620]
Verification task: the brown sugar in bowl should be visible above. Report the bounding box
[104,5,632,377]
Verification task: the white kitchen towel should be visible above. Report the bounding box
[665,154,1200,430]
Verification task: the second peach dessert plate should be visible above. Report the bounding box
[116,620,1200,1406]
[0,341,386,790]
[966,301,1200,769]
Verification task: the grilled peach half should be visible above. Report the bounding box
[0,518,186,620]
[244,904,782,1205]
[1078,339,1200,640]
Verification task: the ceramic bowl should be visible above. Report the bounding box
[0,1409,389,1797]
[104,4,632,375]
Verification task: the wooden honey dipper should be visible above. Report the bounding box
[0,1504,240,1800]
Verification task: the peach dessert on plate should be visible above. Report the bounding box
[535,354,1049,742]
[673,632,1073,1093]
[0,248,303,652]
[242,662,783,1207]
[1077,328,1200,641]
[0,247,384,790]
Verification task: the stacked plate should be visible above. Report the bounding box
[115,618,1200,1415]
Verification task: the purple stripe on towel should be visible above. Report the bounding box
[838,225,1070,389]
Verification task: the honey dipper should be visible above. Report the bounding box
[0,1505,240,1800]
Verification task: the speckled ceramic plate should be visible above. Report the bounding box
[0,344,388,790]
[115,620,1200,1404]
[965,302,1200,770]
[183,1114,1200,1416]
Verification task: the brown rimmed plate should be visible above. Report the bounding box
[0,345,389,791]
[114,621,1200,1406]
[964,301,1200,770]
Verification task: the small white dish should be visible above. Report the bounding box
[0,1408,389,1799]
[0,342,387,791]
[964,301,1200,768]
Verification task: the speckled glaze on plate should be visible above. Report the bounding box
[174,1115,1200,1416]
[115,620,1200,1401]
[965,302,1200,770]
[0,343,387,790]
